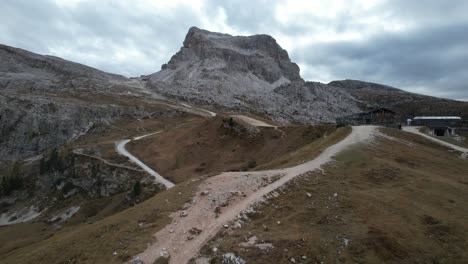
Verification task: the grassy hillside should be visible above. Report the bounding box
[0,118,350,264]
[200,128,468,263]
[127,117,344,183]
[0,178,203,264]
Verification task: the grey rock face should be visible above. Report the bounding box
[146,27,359,123]
[35,155,157,199]
[0,44,156,162]
[0,151,160,225]
[0,44,163,222]
[222,253,246,264]
[273,81,361,122]
[1,93,115,160]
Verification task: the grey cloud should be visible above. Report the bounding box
[1,0,202,76]
[293,22,468,100]
[1,0,467,100]
[204,0,276,34]
[379,0,468,26]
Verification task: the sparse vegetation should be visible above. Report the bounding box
[247,160,257,169]
[39,148,67,174]
[128,117,345,183]
[132,181,142,197]
[256,126,351,170]
[1,161,24,196]
[201,128,468,263]
[0,177,203,264]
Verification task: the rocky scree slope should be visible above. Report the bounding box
[0,44,172,162]
[329,79,468,119]
[145,27,360,123]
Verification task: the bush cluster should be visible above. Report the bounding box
[1,162,24,196]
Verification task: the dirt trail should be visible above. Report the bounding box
[403,126,468,152]
[132,126,377,264]
[116,132,175,189]
[179,102,217,117]
[231,115,274,127]
[71,150,143,172]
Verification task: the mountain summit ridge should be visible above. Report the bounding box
[146,27,359,123]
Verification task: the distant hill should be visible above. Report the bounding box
[329,79,468,120]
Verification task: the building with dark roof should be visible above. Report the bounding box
[409,116,462,136]
[336,108,398,127]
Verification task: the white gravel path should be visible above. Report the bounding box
[131,126,377,264]
[231,115,274,127]
[403,126,468,153]
[179,102,217,117]
[116,132,175,189]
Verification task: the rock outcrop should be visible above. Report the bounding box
[146,27,360,123]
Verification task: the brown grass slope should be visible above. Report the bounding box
[127,116,340,183]
[201,128,468,264]
[0,178,203,264]
[0,118,350,264]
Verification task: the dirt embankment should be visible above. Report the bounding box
[128,116,337,183]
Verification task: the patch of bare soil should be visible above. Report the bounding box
[127,116,337,183]
[198,128,468,264]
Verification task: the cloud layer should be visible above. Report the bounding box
[1,0,467,100]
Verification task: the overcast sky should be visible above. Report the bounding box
[1,0,467,100]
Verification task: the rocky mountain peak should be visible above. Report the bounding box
[160,27,302,84]
[147,27,359,123]
[182,26,231,48]
[183,26,291,61]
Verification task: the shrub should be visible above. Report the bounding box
[247,160,257,168]
[132,181,142,197]
[39,148,67,175]
[1,162,24,196]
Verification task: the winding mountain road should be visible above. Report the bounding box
[115,103,219,189]
[115,132,175,189]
